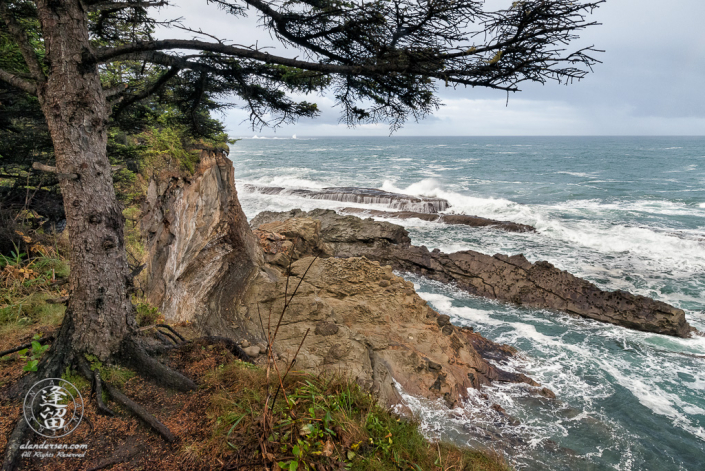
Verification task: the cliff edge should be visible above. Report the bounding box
[139,150,544,408]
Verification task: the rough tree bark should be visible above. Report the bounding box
[1,2,198,468]
[34,0,136,360]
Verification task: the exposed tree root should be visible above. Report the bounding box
[156,329,180,345]
[103,382,176,442]
[119,337,197,392]
[74,359,116,417]
[143,341,180,356]
[0,336,54,358]
[2,321,74,470]
[92,370,115,417]
[156,324,186,343]
[2,416,31,471]
[154,330,175,345]
[0,324,259,470]
[1,326,197,470]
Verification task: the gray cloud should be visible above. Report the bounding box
[155,1,705,135]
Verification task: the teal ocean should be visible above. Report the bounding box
[231,136,705,470]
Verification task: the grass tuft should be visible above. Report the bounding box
[198,361,511,471]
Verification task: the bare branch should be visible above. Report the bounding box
[32,162,79,180]
[86,1,169,13]
[0,67,37,94]
[172,23,225,45]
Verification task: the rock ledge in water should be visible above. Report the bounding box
[243,184,449,213]
[339,207,536,233]
[251,209,692,338]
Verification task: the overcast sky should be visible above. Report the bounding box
[156,1,705,136]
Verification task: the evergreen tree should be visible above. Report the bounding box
[0,1,603,466]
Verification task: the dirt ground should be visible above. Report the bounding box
[0,327,243,471]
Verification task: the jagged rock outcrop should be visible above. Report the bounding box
[141,153,540,408]
[340,207,536,233]
[140,149,262,331]
[238,255,537,407]
[250,209,692,338]
[242,184,449,213]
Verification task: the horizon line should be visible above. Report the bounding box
[231,134,705,138]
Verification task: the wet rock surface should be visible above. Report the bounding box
[339,207,536,233]
[242,184,449,213]
[251,209,692,338]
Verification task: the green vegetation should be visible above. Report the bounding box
[204,361,509,471]
[0,231,68,337]
[135,301,163,327]
[61,366,91,392]
[16,333,49,372]
[137,125,201,175]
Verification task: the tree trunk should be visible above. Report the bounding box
[34,0,135,359]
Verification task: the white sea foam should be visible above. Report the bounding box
[232,137,705,470]
[409,275,705,456]
[556,171,596,177]
[598,360,705,440]
[377,179,705,284]
[238,175,329,190]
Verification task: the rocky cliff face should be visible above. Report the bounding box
[251,209,692,338]
[140,149,262,332]
[140,152,543,408]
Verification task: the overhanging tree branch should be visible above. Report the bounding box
[111,64,180,116]
[86,1,169,12]
[96,40,372,75]
[111,50,221,74]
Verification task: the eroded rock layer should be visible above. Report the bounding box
[339,207,536,233]
[242,184,449,213]
[251,209,692,338]
[238,255,537,408]
[140,150,262,331]
[141,153,540,408]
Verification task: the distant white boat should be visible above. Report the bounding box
[292,134,297,139]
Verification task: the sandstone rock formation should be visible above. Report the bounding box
[140,152,540,408]
[250,209,692,338]
[339,207,536,233]
[242,184,449,213]
[238,255,537,407]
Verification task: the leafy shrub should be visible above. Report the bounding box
[135,302,162,327]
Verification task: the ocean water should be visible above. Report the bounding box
[230,136,705,470]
